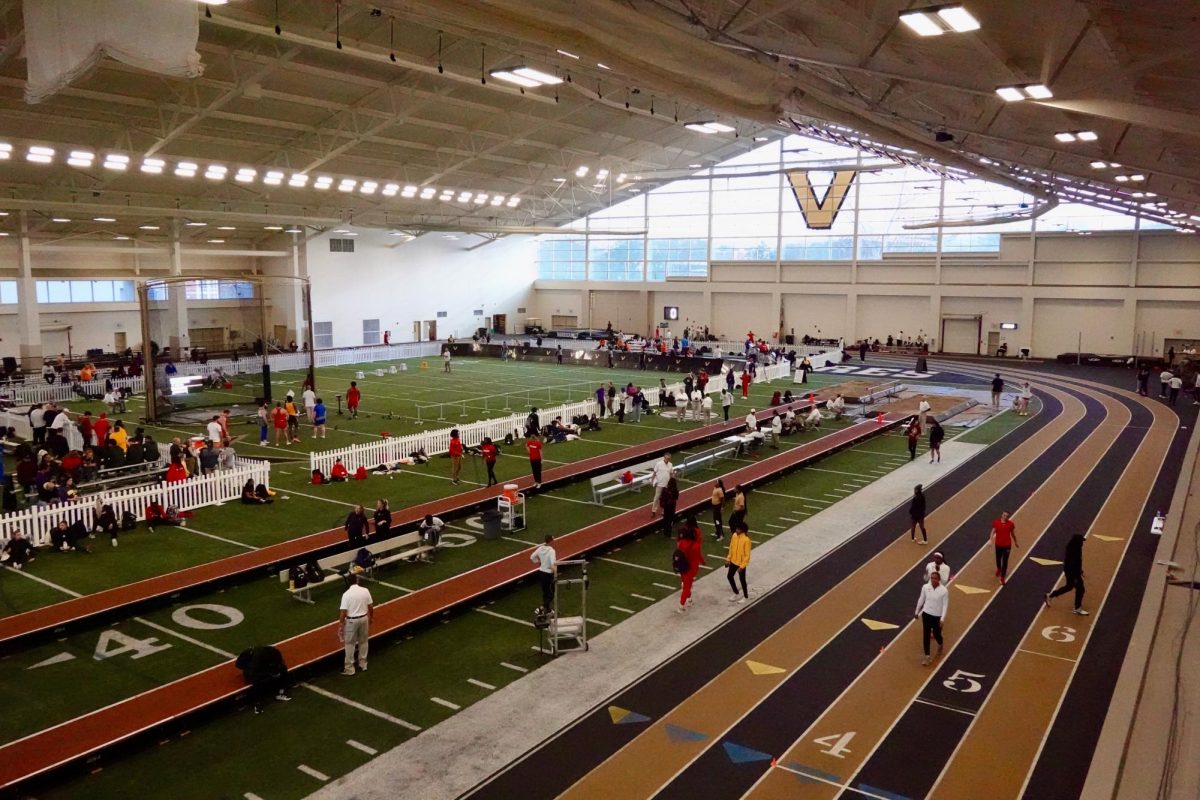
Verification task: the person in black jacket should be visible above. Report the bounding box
[660,475,680,538]
[373,499,391,539]
[235,645,292,714]
[1045,534,1087,614]
[928,419,945,463]
[910,484,928,544]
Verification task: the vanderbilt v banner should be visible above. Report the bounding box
[787,170,857,229]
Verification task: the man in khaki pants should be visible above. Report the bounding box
[338,575,374,675]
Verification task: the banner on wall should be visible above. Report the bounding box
[786,170,858,230]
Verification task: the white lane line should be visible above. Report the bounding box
[179,525,259,551]
[347,739,378,755]
[500,661,528,673]
[474,607,535,628]
[501,535,538,546]
[374,580,414,593]
[610,605,635,614]
[652,582,678,591]
[802,504,825,510]
[751,488,833,504]
[587,617,612,628]
[631,593,656,602]
[913,698,978,717]
[773,763,894,800]
[297,765,330,782]
[597,556,677,576]
[133,617,234,658]
[1017,647,1078,664]
[468,678,496,691]
[778,517,800,522]
[300,682,421,731]
[431,696,462,710]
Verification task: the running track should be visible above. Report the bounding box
[465,363,1191,800]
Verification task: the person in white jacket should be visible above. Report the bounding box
[914,569,949,666]
[650,454,672,516]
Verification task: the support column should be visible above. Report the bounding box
[15,211,42,370]
[280,239,307,345]
[845,291,858,344]
[167,220,189,356]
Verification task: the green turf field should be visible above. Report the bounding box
[0,357,1030,800]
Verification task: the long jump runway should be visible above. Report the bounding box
[465,365,1189,800]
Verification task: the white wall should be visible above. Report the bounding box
[1033,298,1124,355]
[783,291,846,341]
[856,294,931,341]
[713,292,773,340]
[306,231,536,346]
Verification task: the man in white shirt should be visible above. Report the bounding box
[1167,374,1183,407]
[30,403,46,445]
[914,569,949,666]
[1158,369,1172,399]
[924,551,951,585]
[530,534,557,612]
[701,393,713,423]
[690,389,703,421]
[338,575,374,676]
[829,394,846,420]
[804,406,822,431]
[770,410,783,446]
[917,396,932,422]
[206,415,223,443]
[745,409,758,433]
[651,454,673,516]
[721,387,734,422]
[302,387,317,421]
[418,514,444,561]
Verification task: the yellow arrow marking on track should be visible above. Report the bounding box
[745,660,787,676]
[1091,534,1123,542]
[861,618,900,631]
[953,584,991,595]
[1030,557,1063,566]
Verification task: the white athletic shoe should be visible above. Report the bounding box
[729,594,741,603]
[1073,608,1089,616]
[674,605,687,614]
[342,668,355,676]
[736,597,747,604]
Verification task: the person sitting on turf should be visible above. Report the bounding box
[50,519,89,553]
[94,502,120,547]
[829,394,846,420]
[803,406,823,431]
[329,458,349,482]
[769,390,782,407]
[1,531,35,569]
[782,390,795,404]
[241,478,272,505]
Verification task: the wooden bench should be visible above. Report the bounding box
[280,533,439,604]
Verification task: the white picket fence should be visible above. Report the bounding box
[0,460,270,547]
[0,376,144,406]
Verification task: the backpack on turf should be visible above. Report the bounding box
[671,547,689,574]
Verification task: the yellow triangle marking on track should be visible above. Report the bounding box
[954,584,991,595]
[608,706,631,724]
[861,618,900,631]
[1030,557,1063,566]
[745,660,787,676]
[1091,534,1123,542]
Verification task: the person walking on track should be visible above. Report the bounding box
[338,575,374,676]
[650,453,672,515]
[346,380,361,418]
[925,551,950,584]
[725,522,751,603]
[660,472,680,538]
[1045,533,1088,614]
[910,484,928,544]
[928,418,944,463]
[674,522,704,613]
[710,478,726,541]
[991,510,1019,585]
[449,429,464,484]
[991,373,1004,409]
[913,568,948,665]
[526,434,543,488]
[480,436,499,486]
[906,418,922,461]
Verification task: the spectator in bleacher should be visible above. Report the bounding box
[373,499,391,538]
[29,403,47,446]
[92,413,110,451]
[198,440,220,475]
[219,439,237,470]
[241,479,272,505]
[110,421,128,452]
[78,448,98,482]
[78,411,94,448]
[345,504,369,546]
[1,530,35,568]
[166,456,189,483]
[60,449,82,480]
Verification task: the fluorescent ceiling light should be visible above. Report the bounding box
[289,173,309,187]
[0,232,7,237]
[138,224,160,230]
[552,177,566,182]
[93,217,116,222]
[402,184,418,195]
[457,191,472,202]
[491,195,504,205]
[263,170,285,185]
[1130,174,1145,181]
[556,49,579,59]
[285,227,302,234]
[103,154,129,171]
[0,142,10,160]
[263,225,284,231]
[1076,130,1098,141]
[507,197,520,207]
[489,70,541,88]
[360,181,378,194]
[217,226,236,231]
[185,221,207,227]
[596,63,611,70]
[706,122,736,133]
[1025,84,1053,99]
[1114,175,1129,183]
[235,168,257,183]
[382,183,399,196]
[343,232,358,237]
[898,10,944,36]
[596,169,608,179]
[332,228,351,234]
[513,67,562,85]
[616,173,626,182]
[113,235,130,240]
[52,218,71,223]
[338,179,357,192]
[575,165,589,177]
[689,163,703,168]
[420,187,436,199]
[314,177,333,190]
[27,145,54,164]
[473,193,488,203]
[140,157,165,174]
[995,86,1025,102]
[29,145,55,156]
[207,239,225,244]
[936,5,980,32]
[1054,132,1076,143]
[1090,161,1108,169]
[685,122,717,134]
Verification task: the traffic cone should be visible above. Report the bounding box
[876,413,884,425]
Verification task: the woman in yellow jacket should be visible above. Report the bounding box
[726,522,751,603]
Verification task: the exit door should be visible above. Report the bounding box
[493,314,507,335]
[424,320,438,341]
[114,332,127,352]
[986,331,1001,356]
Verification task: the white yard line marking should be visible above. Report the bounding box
[273,486,356,508]
[474,607,535,628]
[500,661,529,673]
[431,696,462,710]
[467,678,496,691]
[3,566,82,596]
[597,556,677,576]
[631,593,656,602]
[179,525,258,551]
[587,617,612,628]
[346,739,378,755]
[297,765,330,782]
[374,580,414,593]
[751,488,832,504]
[765,523,788,530]
[133,618,234,658]
[610,605,635,614]
[244,794,265,800]
[652,582,678,591]
[300,682,422,731]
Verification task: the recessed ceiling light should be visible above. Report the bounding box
[489,66,562,87]
[488,70,540,88]
[338,179,357,192]
[996,83,1052,102]
[285,227,302,234]
[0,232,8,237]
[575,165,589,177]
[419,187,436,199]
[898,10,945,36]
[382,183,399,196]
[507,196,520,207]
[596,63,611,70]
[263,170,284,186]
[235,168,257,183]
[0,143,10,160]
[936,5,980,32]
[67,150,95,167]
[1076,131,1098,141]
[141,157,165,174]
[360,181,378,195]
[1054,132,1077,143]
[27,145,54,164]
[1025,84,1053,99]
[753,135,769,142]
[288,173,309,187]
[1090,161,1108,169]
[689,163,703,168]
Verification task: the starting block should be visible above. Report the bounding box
[388,365,398,374]
[355,370,365,379]
[374,368,385,377]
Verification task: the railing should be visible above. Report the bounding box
[0,410,85,451]
[0,376,144,406]
[0,460,270,547]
